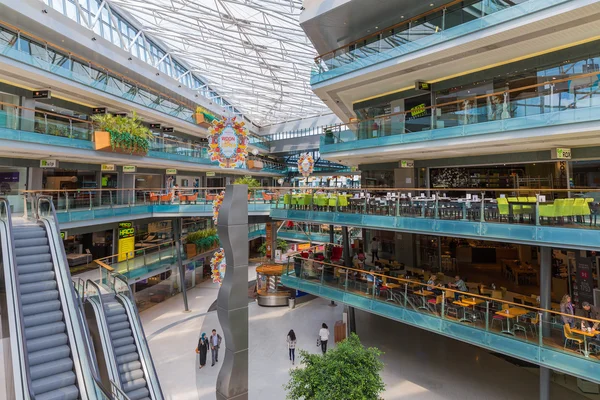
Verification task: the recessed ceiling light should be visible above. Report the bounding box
[375,26,378,29]
[430,3,434,6]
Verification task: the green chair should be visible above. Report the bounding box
[518,197,533,219]
[563,198,575,220]
[338,195,349,210]
[539,202,559,223]
[328,196,338,210]
[554,199,568,222]
[573,198,590,223]
[497,198,509,222]
[507,197,523,219]
[315,195,328,209]
[284,194,292,209]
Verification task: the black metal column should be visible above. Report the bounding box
[172,217,189,312]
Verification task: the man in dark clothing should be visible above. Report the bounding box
[582,302,600,330]
[210,329,222,367]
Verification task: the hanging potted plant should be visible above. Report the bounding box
[92,111,153,156]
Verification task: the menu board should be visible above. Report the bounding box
[575,253,595,306]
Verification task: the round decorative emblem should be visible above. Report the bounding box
[210,248,226,285]
[297,153,314,177]
[208,117,248,168]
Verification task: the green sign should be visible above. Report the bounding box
[554,148,572,159]
[206,171,216,177]
[415,81,431,91]
[118,221,135,239]
[40,159,58,168]
[166,168,177,175]
[123,165,136,173]
[60,231,67,240]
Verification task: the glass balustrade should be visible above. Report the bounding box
[312,0,572,83]
[283,254,600,378]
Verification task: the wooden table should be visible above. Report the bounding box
[461,297,485,307]
[571,327,600,357]
[383,283,402,303]
[414,290,433,310]
[453,301,475,323]
[495,307,529,335]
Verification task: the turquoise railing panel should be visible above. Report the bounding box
[281,274,600,383]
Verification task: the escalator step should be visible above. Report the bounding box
[27,333,68,353]
[31,371,76,396]
[106,313,128,325]
[28,347,71,367]
[109,321,131,332]
[118,360,142,373]
[14,236,48,248]
[24,310,63,328]
[19,270,55,285]
[111,328,132,340]
[18,262,53,275]
[21,290,59,305]
[122,378,148,393]
[15,253,52,265]
[22,299,61,317]
[34,385,79,400]
[13,228,46,240]
[113,336,135,348]
[125,386,150,400]
[120,368,144,383]
[19,280,57,295]
[25,321,66,340]
[114,344,137,357]
[116,352,139,365]
[30,358,74,381]
[15,245,50,257]
[105,305,126,317]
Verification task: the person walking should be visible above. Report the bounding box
[196,332,209,369]
[319,323,330,354]
[370,237,380,263]
[210,329,222,367]
[287,330,297,365]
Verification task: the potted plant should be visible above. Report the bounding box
[234,176,261,199]
[194,106,219,126]
[92,111,153,156]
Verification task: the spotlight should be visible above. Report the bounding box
[156,73,160,76]
[128,57,132,61]
[42,9,48,13]
[91,37,97,41]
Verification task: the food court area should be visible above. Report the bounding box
[292,227,600,360]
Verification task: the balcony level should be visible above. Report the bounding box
[270,189,600,251]
[309,0,600,122]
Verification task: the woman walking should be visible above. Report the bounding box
[287,330,297,365]
[319,323,330,354]
[196,332,209,369]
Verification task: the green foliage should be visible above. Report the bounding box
[285,333,385,400]
[257,239,288,255]
[92,111,153,153]
[234,176,261,188]
[185,227,219,253]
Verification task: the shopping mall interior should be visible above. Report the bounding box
[2,0,600,399]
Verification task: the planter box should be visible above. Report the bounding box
[186,243,197,258]
[194,113,212,127]
[93,131,147,156]
[247,160,264,170]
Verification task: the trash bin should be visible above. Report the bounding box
[288,297,296,309]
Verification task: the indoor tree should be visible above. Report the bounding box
[285,333,385,400]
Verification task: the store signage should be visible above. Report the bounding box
[123,165,136,173]
[60,231,68,240]
[552,148,572,159]
[0,172,19,182]
[297,153,314,177]
[576,253,595,307]
[40,159,58,168]
[166,168,177,175]
[101,164,116,172]
[32,90,51,99]
[118,221,135,262]
[400,160,414,168]
[162,127,174,133]
[265,222,272,258]
[415,81,431,91]
[208,117,248,169]
[92,107,107,114]
[150,123,161,129]
[297,243,311,251]
[206,171,216,177]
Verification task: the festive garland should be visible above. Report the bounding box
[207,117,248,169]
[212,191,225,224]
[297,153,314,177]
[210,248,226,285]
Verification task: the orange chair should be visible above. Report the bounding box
[160,193,172,203]
[263,193,273,202]
[206,194,216,202]
[186,193,198,204]
[179,194,188,203]
[149,193,159,204]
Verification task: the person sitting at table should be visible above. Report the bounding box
[581,302,600,331]
[426,275,443,295]
[366,269,382,295]
[559,294,575,328]
[448,275,468,300]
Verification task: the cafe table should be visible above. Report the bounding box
[383,283,402,302]
[495,307,529,335]
[452,300,476,323]
[571,327,600,357]
[414,290,434,310]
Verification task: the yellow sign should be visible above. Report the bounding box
[101,164,116,172]
[166,168,177,175]
[298,243,311,251]
[117,222,135,262]
[409,103,426,118]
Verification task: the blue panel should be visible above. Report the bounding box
[67,210,96,221]
[56,213,70,223]
[334,213,365,226]
[93,208,117,218]
[112,207,136,216]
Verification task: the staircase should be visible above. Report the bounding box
[13,223,79,400]
[102,295,150,400]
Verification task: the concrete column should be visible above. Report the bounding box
[394,233,415,266]
[20,97,35,132]
[172,218,189,312]
[540,246,551,337]
[540,366,550,400]
[342,226,351,267]
[216,185,248,400]
[27,167,43,190]
[270,222,277,262]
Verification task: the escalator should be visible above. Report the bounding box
[85,275,163,400]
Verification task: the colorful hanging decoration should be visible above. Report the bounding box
[207,117,248,168]
[212,191,225,224]
[210,248,226,285]
[297,153,314,177]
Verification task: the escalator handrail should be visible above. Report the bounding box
[85,279,121,388]
[37,196,102,399]
[113,273,164,399]
[0,197,37,400]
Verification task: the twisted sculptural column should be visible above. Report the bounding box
[216,184,248,400]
